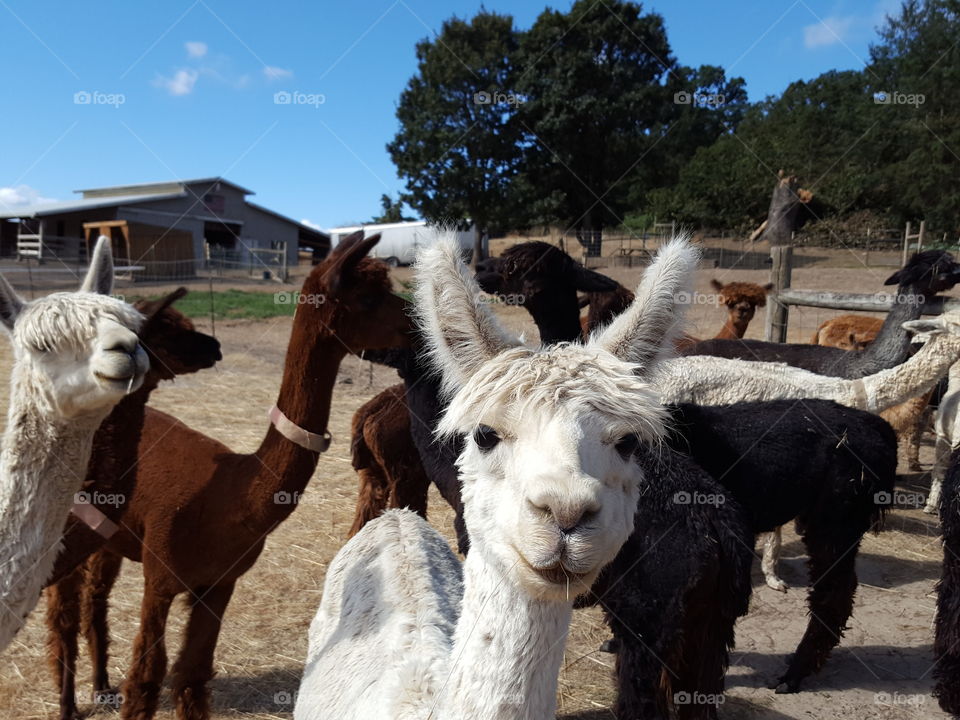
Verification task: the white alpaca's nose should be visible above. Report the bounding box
[103,335,140,356]
[526,490,600,533]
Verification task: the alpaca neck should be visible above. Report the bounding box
[714,315,748,340]
[91,376,160,485]
[857,282,925,371]
[524,292,585,344]
[439,551,572,719]
[245,313,347,527]
[863,334,960,412]
[0,375,106,648]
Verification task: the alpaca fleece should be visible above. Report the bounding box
[666,399,896,692]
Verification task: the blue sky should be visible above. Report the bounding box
[0,0,901,230]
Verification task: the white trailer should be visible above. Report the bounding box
[326,221,481,266]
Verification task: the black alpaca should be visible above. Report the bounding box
[579,447,753,720]
[683,250,960,377]
[665,400,896,693]
[935,450,960,715]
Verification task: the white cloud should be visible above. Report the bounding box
[185,41,208,58]
[0,185,56,209]
[803,15,856,48]
[263,66,293,81]
[156,68,199,96]
[300,218,323,231]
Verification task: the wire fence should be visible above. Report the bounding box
[0,254,293,297]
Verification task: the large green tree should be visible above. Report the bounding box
[387,11,522,259]
[658,70,875,228]
[515,1,677,254]
[868,0,960,229]
[370,194,415,223]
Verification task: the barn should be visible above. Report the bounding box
[0,177,329,280]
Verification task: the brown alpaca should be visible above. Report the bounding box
[347,383,429,537]
[673,278,773,350]
[44,289,221,720]
[72,233,410,720]
[812,313,930,470]
[810,313,883,349]
[578,285,635,337]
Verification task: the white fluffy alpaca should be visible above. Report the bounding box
[294,236,699,720]
[927,361,960,513]
[657,312,960,411]
[0,237,148,651]
[659,313,960,591]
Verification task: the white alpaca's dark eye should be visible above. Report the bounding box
[473,425,501,451]
[615,434,640,460]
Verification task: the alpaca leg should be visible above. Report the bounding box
[45,568,84,720]
[773,529,860,693]
[672,607,726,720]
[348,466,391,537]
[906,406,932,472]
[608,615,670,720]
[760,528,787,592]
[934,467,960,714]
[121,585,175,720]
[598,565,678,720]
[388,463,431,519]
[927,435,950,514]
[82,550,124,703]
[170,583,236,720]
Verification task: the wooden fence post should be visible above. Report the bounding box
[765,244,793,342]
[759,172,808,343]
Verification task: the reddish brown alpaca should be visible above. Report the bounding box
[673,278,773,350]
[43,289,221,720]
[73,233,410,720]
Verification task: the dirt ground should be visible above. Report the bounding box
[0,258,953,719]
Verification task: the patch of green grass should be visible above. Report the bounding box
[141,289,298,320]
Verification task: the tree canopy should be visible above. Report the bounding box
[387,0,960,244]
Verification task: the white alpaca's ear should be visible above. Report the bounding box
[80,236,114,295]
[0,274,25,331]
[590,236,699,372]
[414,233,520,395]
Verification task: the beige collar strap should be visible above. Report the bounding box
[851,378,870,411]
[70,500,119,539]
[269,405,332,453]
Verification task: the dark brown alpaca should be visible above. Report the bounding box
[347,383,429,537]
[74,233,410,720]
[44,289,222,720]
[578,285,635,337]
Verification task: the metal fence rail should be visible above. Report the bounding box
[0,255,293,296]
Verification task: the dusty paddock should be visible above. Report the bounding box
[0,259,953,719]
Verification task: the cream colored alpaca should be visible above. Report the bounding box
[659,313,960,590]
[657,313,960,411]
[0,237,147,651]
[928,361,960,513]
[294,236,699,720]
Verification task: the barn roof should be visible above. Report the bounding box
[0,191,185,219]
[0,177,328,241]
